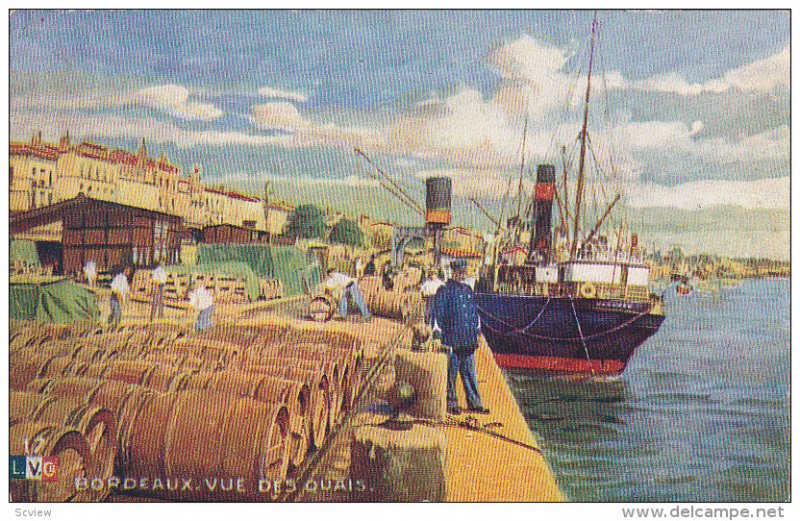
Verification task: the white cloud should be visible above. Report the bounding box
[252,102,306,131]
[10,111,288,149]
[616,121,787,171]
[258,86,309,103]
[264,174,380,188]
[628,47,789,96]
[626,176,789,210]
[696,125,789,165]
[133,84,224,121]
[11,83,225,121]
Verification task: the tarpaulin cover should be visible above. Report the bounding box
[10,240,41,269]
[197,245,320,295]
[10,279,100,323]
[165,261,261,301]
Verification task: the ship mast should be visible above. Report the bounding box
[570,11,598,260]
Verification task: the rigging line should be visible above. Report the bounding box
[496,168,516,238]
[478,302,652,342]
[353,148,424,214]
[570,297,596,376]
[519,297,552,333]
[515,112,529,222]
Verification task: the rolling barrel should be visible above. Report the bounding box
[10,421,93,502]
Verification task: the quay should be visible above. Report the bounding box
[9,287,563,503]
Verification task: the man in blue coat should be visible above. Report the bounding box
[433,259,489,415]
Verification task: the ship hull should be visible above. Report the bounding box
[474,292,665,375]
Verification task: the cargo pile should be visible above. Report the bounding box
[130,270,284,304]
[359,273,425,323]
[9,319,366,502]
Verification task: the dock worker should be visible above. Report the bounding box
[381,262,395,291]
[324,268,372,321]
[188,282,215,331]
[108,266,131,327]
[433,259,489,416]
[84,259,97,287]
[150,263,168,321]
[420,268,445,324]
[363,254,377,276]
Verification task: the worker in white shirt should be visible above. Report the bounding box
[108,266,131,326]
[150,264,168,321]
[84,259,97,287]
[324,268,371,320]
[188,282,215,331]
[420,268,445,324]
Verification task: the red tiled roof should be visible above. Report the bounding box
[440,247,482,258]
[9,143,60,161]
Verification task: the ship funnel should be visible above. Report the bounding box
[528,164,556,262]
[425,177,452,228]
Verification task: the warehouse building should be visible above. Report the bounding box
[10,194,182,276]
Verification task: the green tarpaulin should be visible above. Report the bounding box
[10,240,41,269]
[197,245,320,296]
[10,279,100,323]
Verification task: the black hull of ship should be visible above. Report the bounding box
[474,292,665,374]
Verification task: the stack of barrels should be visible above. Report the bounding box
[130,271,284,304]
[9,319,366,502]
[360,275,425,323]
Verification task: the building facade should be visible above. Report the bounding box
[9,132,293,236]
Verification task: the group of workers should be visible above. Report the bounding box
[85,255,486,416]
[85,261,215,332]
[323,258,488,416]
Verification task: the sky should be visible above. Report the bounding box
[7,9,791,259]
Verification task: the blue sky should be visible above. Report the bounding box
[8,9,791,258]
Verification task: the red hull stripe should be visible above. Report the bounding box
[493,353,626,375]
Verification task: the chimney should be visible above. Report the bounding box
[527,164,556,263]
[59,130,71,150]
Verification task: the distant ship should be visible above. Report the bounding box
[473,14,665,375]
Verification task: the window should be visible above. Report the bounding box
[10,166,13,187]
[49,171,52,185]
[48,193,52,205]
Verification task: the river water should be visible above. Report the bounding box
[504,278,790,502]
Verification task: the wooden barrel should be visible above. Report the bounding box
[195,324,265,346]
[181,370,217,391]
[123,391,291,500]
[39,356,89,380]
[25,378,55,394]
[10,391,46,425]
[47,377,103,401]
[245,365,330,449]
[9,421,92,502]
[10,353,54,390]
[32,397,118,502]
[180,370,311,469]
[143,365,193,393]
[71,344,110,364]
[102,360,155,385]
[252,376,312,469]
[33,341,77,359]
[256,354,343,425]
[172,338,242,369]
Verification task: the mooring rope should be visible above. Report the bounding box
[477,301,651,343]
[569,297,596,376]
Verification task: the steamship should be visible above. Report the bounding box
[471,15,665,375]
